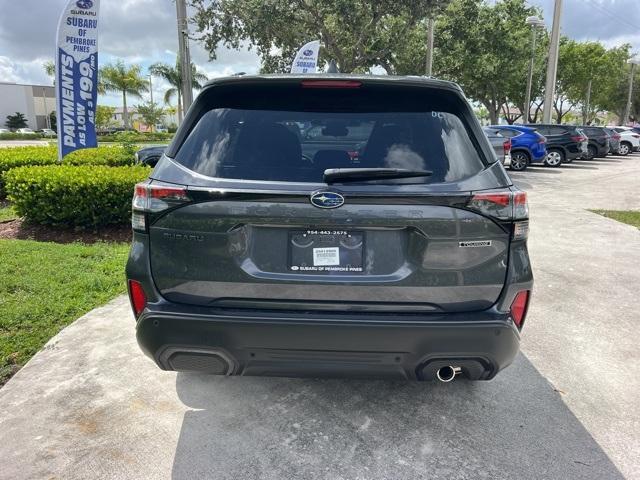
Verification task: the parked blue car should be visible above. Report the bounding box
[490,125,548,171]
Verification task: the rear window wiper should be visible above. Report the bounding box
[323,168,433,184]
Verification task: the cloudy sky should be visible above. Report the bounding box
[0,0,638,107]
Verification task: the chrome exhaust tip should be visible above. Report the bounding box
[436,366,462,382]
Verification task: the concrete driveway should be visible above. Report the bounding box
[1,154,639,480]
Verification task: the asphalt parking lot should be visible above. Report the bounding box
[1,154,639,480]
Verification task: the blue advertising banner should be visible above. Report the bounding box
[55,0,100,160]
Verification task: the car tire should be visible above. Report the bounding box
[585,144,597,160]
[618,142,631,156]
[544,149,563,167]
[510,151,529,171]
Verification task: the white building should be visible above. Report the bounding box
[0,82,55,130]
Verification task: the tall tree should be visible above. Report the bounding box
[588,45,633,123]
[43,61,55,79]
[99,61,149,129]
[95,105,116,130]
[190,0,450,74]
[149,60,207,123]
[136,101,166,131]
[433,0,542,124]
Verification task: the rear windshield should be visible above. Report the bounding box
[174,92,486,184]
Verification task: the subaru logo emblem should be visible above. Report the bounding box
[76,0,93,9]
[303,49,314,56]
[310,191,344,209]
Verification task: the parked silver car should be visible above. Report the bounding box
[482,126,511,167]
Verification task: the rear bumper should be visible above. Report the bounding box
[136,306,521,381]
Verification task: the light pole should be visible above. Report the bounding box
[523,16,545,124]
[542,0,563,124]
[176,0,193,115]
[425,17,435,76]
[42,88,51,130]
[623,57,640,125]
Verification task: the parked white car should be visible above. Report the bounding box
[0,128,10,134]
[16,128,37,135]
[37,128,57,137]
[606,126,640,156]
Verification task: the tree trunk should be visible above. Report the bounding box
[123,91,128,129]
[487,103,499,125]
[531,102,542,123]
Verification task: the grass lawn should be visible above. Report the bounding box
[591,210,640,229]
[0,239,129,385]
[0,203,17,222]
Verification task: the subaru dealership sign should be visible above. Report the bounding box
[290,40,320,74]
[55,0,100,159]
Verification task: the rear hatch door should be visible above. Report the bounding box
[147,77,514,313]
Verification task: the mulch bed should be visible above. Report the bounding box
[0,218,131,244]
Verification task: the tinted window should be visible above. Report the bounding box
[547,126,567,135]
[175,108,485,184]
[584,127,605,136]
[497,128,521,138]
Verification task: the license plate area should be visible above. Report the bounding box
[289,229,364,274]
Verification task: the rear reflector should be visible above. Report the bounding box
[510,290,531,328]
[128,280,147,318]
[301,80,362,89]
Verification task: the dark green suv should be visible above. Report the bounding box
[126,75,533,382]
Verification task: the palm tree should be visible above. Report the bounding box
[99,60,149,129]
[149,60,208,123]
[43,61,55,80]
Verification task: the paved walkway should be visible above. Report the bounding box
[0,140,50,148]
[1,155,639,480]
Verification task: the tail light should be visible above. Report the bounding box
[537,134,547,143]
[510,290,531,328]
[127,280,147,318]
[132,182,191,232]
[467,190,529,240]
[570,135,586,142]
[503,139,512,154]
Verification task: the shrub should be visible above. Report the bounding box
[0,133,46,140]
[4,165,150,228]
[98,131,174,143]
[0,145,135,196]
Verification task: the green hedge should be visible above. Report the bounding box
[98,132,174,143]
[0,133,47,140]
[0,145,135,196]
[4,165,150,228]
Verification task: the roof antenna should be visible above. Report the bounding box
[326,60,339,73]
